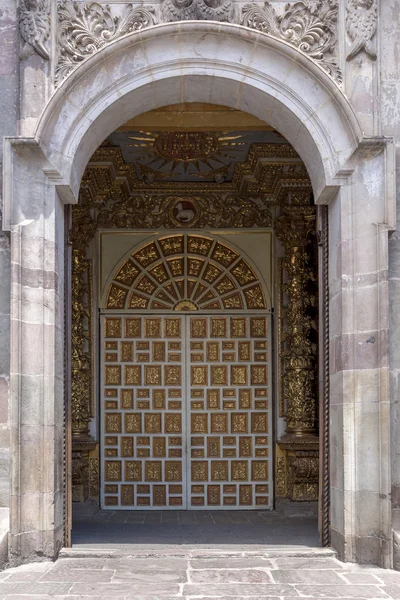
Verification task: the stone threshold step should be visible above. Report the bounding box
[60,547,336,560]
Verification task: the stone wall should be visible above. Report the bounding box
[0,0,18,508]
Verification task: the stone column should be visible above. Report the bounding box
[275,206,319,503]
[328,142,393,567]
[6,141,66,563]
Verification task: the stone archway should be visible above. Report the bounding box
[2,22,395,567]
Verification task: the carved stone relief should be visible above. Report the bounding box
[241,0,341,82]
[19,0,51,60]
[161,0,233,23]
[54,1,342,85]
[346,0,377,60]
[56,1,157,84]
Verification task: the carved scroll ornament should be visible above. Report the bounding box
[19,0,50,60]
[55,0,342,86]
[162,0,233,23]
[241,0,341,83]
[346,0,377,61]
[56,1,157,84]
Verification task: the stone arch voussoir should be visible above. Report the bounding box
[35,22,362,203]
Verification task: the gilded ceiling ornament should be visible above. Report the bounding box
[96,195,273,230]
[19,0,50,60]
[161,0,233,22]
[346,0,377,60]
[84,141,309,200]
[241,0,341,83]
[56,1,157,84]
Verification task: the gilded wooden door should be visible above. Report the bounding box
[187,315,271,509]
[101,315,186,509]
[101,313,271,510]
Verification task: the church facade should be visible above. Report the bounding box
[0,0,399,569]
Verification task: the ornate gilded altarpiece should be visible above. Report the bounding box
[70,135,323,515]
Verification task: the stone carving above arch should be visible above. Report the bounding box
[55,1,341,85]
[56,1,157,84]
[161,0,233,23]
[105,234,269,311]
[241,0,340,82]
[346,0,377,61]
[19,0,51,60]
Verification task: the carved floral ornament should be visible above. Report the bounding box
[51,0,342,84]
[20,0,378,76]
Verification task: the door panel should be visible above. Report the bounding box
[101,315,186,509]
[187,315,272,509]
[101,313,272,509]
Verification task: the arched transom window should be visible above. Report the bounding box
[105,234,268,311]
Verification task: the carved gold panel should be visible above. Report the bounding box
[211,461,228,481]
[231,365,248,385]
[252,461,268,480]
[105,366,121,386]
[230,414,247,434]
[165,319,181,338]
[145,318,162,338]
[191,414,208,433]
[153,485,166,506]
[121,437,134,457]
[105,401,118,410]
[106,448,118,457]
[105,413,122,433]
[153,389,166,409]
[125,365,141,385]
[121,389,133,409]
[152,341,166,362]
[125,413,141,434]
[105,461,121,481]
[211,413,228,433]
[191,318,207,338]
[251,365,268,385]
[238,342,251,361]
[207,389,220,410]
[144,366,162,386]
[105,318,122,338]
[231,318,247,338]
[192,461,208,481]
[211,366,227,385]
[165,414,182,433]
[124,318,141,338]
[145,414,162,433]
[191,366,208,386]
[206,342,219,362]
[211,318,227,338]
[165,366,181,386]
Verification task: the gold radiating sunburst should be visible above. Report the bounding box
[127,130,247,176]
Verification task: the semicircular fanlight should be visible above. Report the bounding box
[105,234,267,311]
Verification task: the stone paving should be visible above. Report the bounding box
[1,553,400,599]
[72,510,320,551]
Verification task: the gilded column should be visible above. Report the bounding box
[70,206,99,502]
[275,206,319,502]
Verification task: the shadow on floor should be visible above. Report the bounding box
[72,509,320,551]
